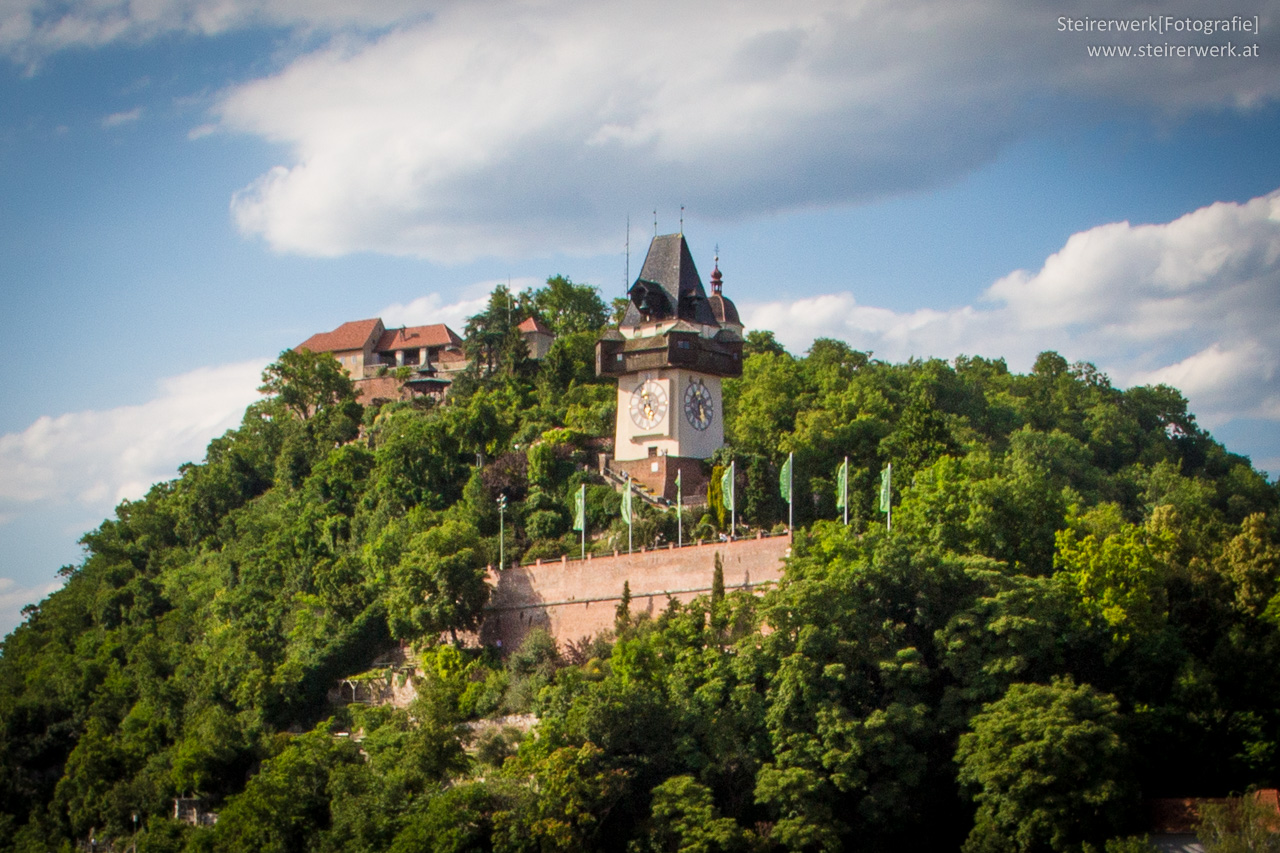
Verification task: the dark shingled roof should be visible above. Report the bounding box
[707,262,740,327]
[708,293,739,326]
[622,233,719,326]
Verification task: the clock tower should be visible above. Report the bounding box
[596,233,743,501]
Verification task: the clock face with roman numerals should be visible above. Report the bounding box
[629,380,667,429]
[684,378,714,431]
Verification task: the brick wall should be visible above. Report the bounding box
[478,533,791,651]
[353,375,407,402]
[609,454,709,502]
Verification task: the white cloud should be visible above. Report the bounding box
[744,188,1280,437]
[8,1,1278,258]
[0,359,267,509]
[0,577,63,638]
[0,359,268,635]
[206,0,1280,261]
[0,0,432,64]
[102,106,142,127]
[377,279,541,332]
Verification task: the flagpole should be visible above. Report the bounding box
[580,483,586,558]
[626,475,633,554]
[498,494,506,568]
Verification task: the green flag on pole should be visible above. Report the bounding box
[836,456,849,525]
[879,464,891,513]
[572,484,585,532]
[675,468,683,548]
[722,460,736,537]
[780,451,794,532]
[621,477,632,524]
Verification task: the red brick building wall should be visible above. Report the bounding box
[608,455,710,502]
[478,533,791,651]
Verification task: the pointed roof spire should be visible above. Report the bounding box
[622,232,718,326]
[706,246,739,328]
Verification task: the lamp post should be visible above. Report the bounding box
[497,494,507,568]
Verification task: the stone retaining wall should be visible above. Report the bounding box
[478,534,791,650]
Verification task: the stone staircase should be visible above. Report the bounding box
[601,463,671,509]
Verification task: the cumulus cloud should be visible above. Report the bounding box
[0,577,62,638]
[206,0,1280,261]
[102,106,142,127]
[8,1,1278,258]
[376,282,538,333]
[744,189,1280,437]
[0,359,268,636]
[0,359,267,510]
[0,0,432,64]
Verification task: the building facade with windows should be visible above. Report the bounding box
[298,317,467,401]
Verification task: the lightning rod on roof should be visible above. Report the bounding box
[625,215,631,294]
[680,205,684,235]
[653,210,657,237]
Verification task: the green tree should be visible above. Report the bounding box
[493,743,630,853]
[1196,793,1280,853]
[529,275,608,335]
[1219,513,1280,620]
[616,581,633,634]
[725,351,803,457]
[259,348,358,422]
[1054,519,1171,647]
[956,678,1132,853]
[526,442,557,492]
[642,775,748,852]
[387,520,489,643]
[539,331,601,395]
[710,553,727,639]
[743,329,787,358]
[369,409,466,511]
[208,727,362,853]
[464,284,532,378]
[389,783,499,853]
[610,296,631,324]
[707,465,726,530]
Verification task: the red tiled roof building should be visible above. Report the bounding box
[298,317,467,402]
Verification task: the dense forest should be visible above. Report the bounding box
[1,276,1278,852]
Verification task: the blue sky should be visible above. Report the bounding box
[3,0,1280,635]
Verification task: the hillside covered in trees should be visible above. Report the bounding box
[1,276,1278,852]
